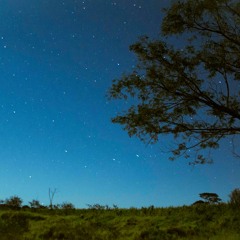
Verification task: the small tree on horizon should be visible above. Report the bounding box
[199,192,222,204]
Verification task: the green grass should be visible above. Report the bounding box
[0,204,239,239]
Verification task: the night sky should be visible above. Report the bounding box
[0,0,239,208]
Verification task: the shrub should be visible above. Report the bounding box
[229,188,240,208]
[61,202,75,210]
[29,199,43,209]
[5,195,23,209]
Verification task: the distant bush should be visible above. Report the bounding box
[5,195,23,209]
[229,188,240,208]
[86,203,107,210]
[61,202,75,210]
[29,199,43,209]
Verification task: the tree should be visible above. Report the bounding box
[199,192,222,204]
[29,199,42,209]
[5,195,23,208]
[229,188,240,207]
[108,0,240,164]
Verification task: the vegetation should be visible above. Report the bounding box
[4,196,23,209]
[108,0,240,164]
[29,199,44,209]
[199,192,222,204]
[229,188,240,207]
[0,190,239,239]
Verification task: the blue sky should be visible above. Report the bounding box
[0,0,239,208]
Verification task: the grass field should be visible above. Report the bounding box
[0,203,239,239]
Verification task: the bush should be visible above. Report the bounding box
[5,195,23,209]
[229,188,240,208]
[61,202,75,210]
[29,199,43,209]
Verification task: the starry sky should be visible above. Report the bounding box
[0,0,239,208]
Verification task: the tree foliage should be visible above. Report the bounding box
[108,0,240,164]
[199,192,222,204]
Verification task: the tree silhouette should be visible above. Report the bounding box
[199,192,221,204]
[108,0,240,164]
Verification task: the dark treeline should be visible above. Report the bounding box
[0,188,239,211]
